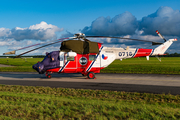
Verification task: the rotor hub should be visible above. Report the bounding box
[74,33,86,40]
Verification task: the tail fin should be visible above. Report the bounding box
[151,38,177,56]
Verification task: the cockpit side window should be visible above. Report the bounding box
[89,55,96,61]
[67,56,74,61]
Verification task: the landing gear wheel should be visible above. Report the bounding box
[47,74,51,79]
[87,72,95,79]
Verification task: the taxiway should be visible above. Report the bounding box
[0,72,180,95]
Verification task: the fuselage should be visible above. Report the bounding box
[33,38,176,76]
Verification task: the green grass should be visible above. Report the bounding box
[0,85,180,119]
[0,58,43,72]
[0,57,180,74]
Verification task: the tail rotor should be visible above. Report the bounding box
[156,30,167,42]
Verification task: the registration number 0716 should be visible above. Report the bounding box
[119,52,132,56]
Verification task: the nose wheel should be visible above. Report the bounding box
[87,72,95,79]
[47,74,51,78]
[46,72,52,78]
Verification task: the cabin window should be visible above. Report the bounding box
[67,57,75,61]
[89,55,96,61]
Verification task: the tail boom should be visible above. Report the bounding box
[151,39,177,56]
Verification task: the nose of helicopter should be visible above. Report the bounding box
[32,62,44,74]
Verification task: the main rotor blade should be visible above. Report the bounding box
[3,42,49,55]
[3,37,73,55]
[15,37,73,58]
[17,38,71,51]
[86,36,163,45]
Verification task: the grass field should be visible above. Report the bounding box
[0,85,180,119]
[0,58,42,72]
[0,57,180,119]
[0,57,180,74]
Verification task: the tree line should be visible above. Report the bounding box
[162,52,180,57]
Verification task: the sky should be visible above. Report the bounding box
[0,0,180,55]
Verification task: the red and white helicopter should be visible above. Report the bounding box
[3,30,177,79]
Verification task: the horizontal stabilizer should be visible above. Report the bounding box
[3,51,16,55]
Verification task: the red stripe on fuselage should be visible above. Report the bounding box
[133,48,153,58]
[46,68,60,72]
[98,43,102,49]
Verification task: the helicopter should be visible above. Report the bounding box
[3,30,177,79]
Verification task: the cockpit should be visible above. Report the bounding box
[32,51,77,74]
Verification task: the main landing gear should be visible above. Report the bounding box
[82,72,96,79]
[87,72,95,79]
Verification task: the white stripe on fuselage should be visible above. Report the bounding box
[86,46,103,72]
[58,61,69,72]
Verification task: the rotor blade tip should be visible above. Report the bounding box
[3,51,16,55]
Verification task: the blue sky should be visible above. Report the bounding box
[0,0,180,55]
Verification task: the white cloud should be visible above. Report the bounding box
[0,28,10,38]
[106,38,111,43]
[81,11,138,36]
[0,21,63,41]
[29,21,58,30]
[0,41,10,46]
[139,6,180,36]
